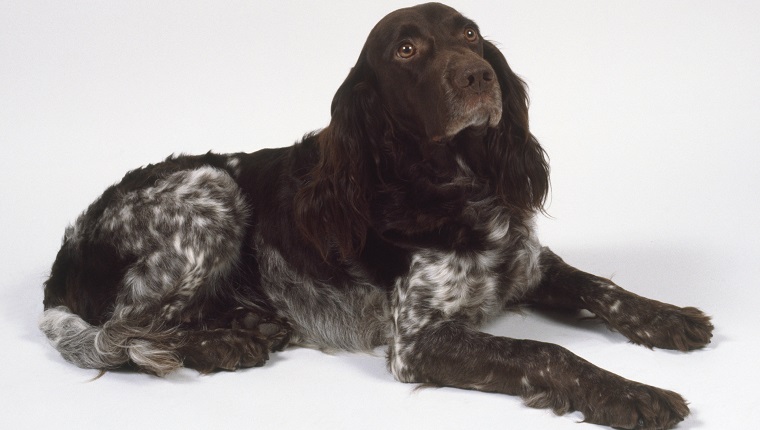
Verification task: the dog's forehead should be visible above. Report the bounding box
[368,2,474,43]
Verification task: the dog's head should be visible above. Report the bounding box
[297,3,549,259]
[355,3,502,140]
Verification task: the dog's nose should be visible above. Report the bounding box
[453,63,495,94]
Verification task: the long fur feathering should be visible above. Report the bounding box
[39,4,712,429]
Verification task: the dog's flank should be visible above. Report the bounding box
[40,3,712,429]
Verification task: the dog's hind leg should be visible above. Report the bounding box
[523,247,713,351]
[41,165,290,375]
[176,304,291,373]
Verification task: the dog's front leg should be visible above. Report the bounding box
[389,259,690,429]
[527,248,714,351]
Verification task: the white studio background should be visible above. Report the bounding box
[1,1,759,429]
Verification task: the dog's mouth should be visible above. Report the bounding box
[440,90,502,140]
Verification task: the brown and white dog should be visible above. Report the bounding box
[40,3,713,429]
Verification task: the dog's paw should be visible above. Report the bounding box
[232,310,292,352]
[216,306,292,352]
[178,328,272,373]
[582,382,690,430]
[177,312,291,373]
[618,303,713,351]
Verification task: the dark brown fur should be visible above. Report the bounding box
[40,4,712,429]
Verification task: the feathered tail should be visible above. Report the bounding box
[39,306,183,376]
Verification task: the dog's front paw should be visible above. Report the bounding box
[617,303,713,351]
[582,382,690,430]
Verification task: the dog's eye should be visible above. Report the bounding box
[464,27,479,42]
[397,43,416,59]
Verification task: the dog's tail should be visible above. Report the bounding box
[39,306,183,376]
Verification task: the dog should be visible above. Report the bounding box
[40,3,713,429]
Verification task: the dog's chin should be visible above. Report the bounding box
[436,105,502,142]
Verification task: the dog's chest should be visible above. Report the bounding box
[397,213,542,326]
[408,249,502,322]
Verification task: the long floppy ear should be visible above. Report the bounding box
[482,40,550,212]
[294,52,381,260]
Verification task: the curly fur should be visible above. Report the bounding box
[40,3,712,428]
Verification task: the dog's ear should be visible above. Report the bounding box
[295,53,382,260]
[482,40,550,212]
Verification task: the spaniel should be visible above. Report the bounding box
[40,3,713,429]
